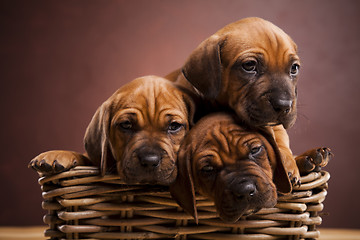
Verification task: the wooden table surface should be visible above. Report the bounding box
[0,226,359,240]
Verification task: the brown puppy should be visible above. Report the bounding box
[167,17,298,128]
[29,76,194,185]
[170,113,292,223]
[166,17,330,186]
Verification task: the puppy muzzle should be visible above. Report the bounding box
[215,171,277,222]
[136,146,163,169]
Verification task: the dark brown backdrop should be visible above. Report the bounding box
[1,0,359,228]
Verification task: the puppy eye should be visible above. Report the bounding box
[242,60,257,73]
[201,165,215,174]
[168,122,184,134]
[290,63,300,77]
[249,146,264,158]
[119,120,132,130]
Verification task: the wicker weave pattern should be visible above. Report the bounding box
[39,166,330,240]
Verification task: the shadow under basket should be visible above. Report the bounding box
[39,166,330,240]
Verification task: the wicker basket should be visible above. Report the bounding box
[38,166,330,240]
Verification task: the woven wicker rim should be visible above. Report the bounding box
[39,166,330,240]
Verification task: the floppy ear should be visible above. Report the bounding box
[84,100,116,176]
[259,128,292,194]
[182,35,224,99]
[169,142,198,223]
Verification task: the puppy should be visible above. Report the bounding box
[166,17,330,186]
[167,17,298,128]
[170,113,292,223]
[29,76,194,185]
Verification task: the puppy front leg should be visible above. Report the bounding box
[270,125,301,186]
[29,150,91,176]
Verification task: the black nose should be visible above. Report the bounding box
[137,149,162,168]
[233,181,257,200]
[271,98,292,114]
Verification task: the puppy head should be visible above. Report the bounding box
[84,76,194,185]
[170,113,291,223]
[182,17,300,129]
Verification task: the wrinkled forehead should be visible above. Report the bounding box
[192,122,269,169]
[219,19,298,63]
[112,79,188,122]
[196,118,252,151]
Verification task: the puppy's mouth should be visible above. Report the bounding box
[215,176,278,223]
[124,166,177,185]
[217,190,275,223]
[265,121,281,127]
[245,104,296,129]
[219,206,248,223]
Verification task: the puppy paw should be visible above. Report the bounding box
[29,150,84,175]
[281,154,301,187]
[295,147,332,175]
[288,169,301,187]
